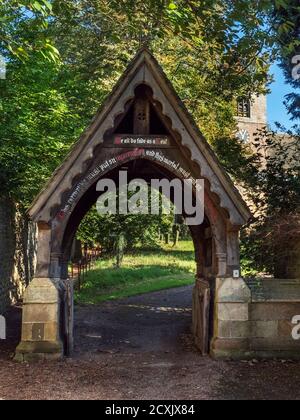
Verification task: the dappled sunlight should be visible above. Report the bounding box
[91,241,196,275]
[75,240,196,305]
[122,304,192,314]
[85,334,103,339]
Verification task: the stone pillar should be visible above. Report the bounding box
[216,253,227,277]
[35,222,52,278]
[227,226,241,277]
[15,223,65,361]
[50,253,63,279]
[211,277,252,359]
[15,278,64,362]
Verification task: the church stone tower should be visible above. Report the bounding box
[236,95,267,143]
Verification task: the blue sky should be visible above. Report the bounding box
[268,63,294,130]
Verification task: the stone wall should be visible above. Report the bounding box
[236,94,267,144]
[211,277,300,359]
[0,198,37,315]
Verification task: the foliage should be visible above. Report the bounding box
[1,0,295,277]
[0,0,277,205]
[75,240,195,304]
[0,56,81,204]
[162,1,275,96]
[114,233,126,269]
[0,0,59,61]
[241,127,300,277]
[76,205,174,252]
[238,0,300,275]
[271,0,300,121]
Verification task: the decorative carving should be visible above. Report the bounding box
[30,50,250,228]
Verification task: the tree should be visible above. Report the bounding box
[271,0,300,121]
[1,0,277,205]
[0,56,80,204]
[1,0,284,267]
[0,1,66,205]
[241,127,300,277]
[0,0,59,61]
[76,206,174,253]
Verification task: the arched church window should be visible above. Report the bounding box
[237,98,251,118]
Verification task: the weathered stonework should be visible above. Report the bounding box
[2,50,299,363]
[192,279,210,354]
[0,199,37,315]
[236,95,267,144]
[16,49,251,360]
[15,278,64,362]
[211,277,252,359]
[0,199,15,314]
[211,278,300,360]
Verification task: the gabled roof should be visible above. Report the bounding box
[29,48,251,225]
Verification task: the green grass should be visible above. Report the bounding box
[75,240,196,304]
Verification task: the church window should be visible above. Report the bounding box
[237,98,251,118]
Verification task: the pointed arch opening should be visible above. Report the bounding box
[16,49,250,362]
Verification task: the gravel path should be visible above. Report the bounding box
[1,286,300,400]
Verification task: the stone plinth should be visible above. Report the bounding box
[211,277,252,360]
[211,277,300,360]
[15,278,64,362]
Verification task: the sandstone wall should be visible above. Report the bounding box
[0,198,37,314]
[211,277,300,359]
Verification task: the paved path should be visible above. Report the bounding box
[74,285,194,356]
[1,286,300,400]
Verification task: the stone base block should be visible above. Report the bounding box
[216,277,251,303]
[211,280,300,360]
[211,348,300,361]
[15,340,63,362]
[211,331,300,360]
[15,277,65,362]
[211,278,252,359]
[210,337,251,360]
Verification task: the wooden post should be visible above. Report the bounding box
[64,279,74,356]
[134,96,150,135]
[78,263,81,291]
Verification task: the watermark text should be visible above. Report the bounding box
[96,171,204,226]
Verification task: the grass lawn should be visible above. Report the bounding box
[75,240,196,304]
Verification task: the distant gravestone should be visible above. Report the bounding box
[0,315,6,340]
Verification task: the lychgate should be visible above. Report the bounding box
[15,49,252,362]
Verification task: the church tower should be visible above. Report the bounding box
[236,95,267,143]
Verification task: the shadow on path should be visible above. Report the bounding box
[2,287,300,399]
[74,285,194,356]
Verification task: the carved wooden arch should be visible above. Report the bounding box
[29,50,250,227]
[16,49,252,363]
[29,50,250,282]
[47,154,228,280]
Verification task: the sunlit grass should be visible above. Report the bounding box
[75,240,196,304]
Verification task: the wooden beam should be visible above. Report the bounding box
[134,97,150,135]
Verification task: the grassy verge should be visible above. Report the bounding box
[75,240,196,305]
